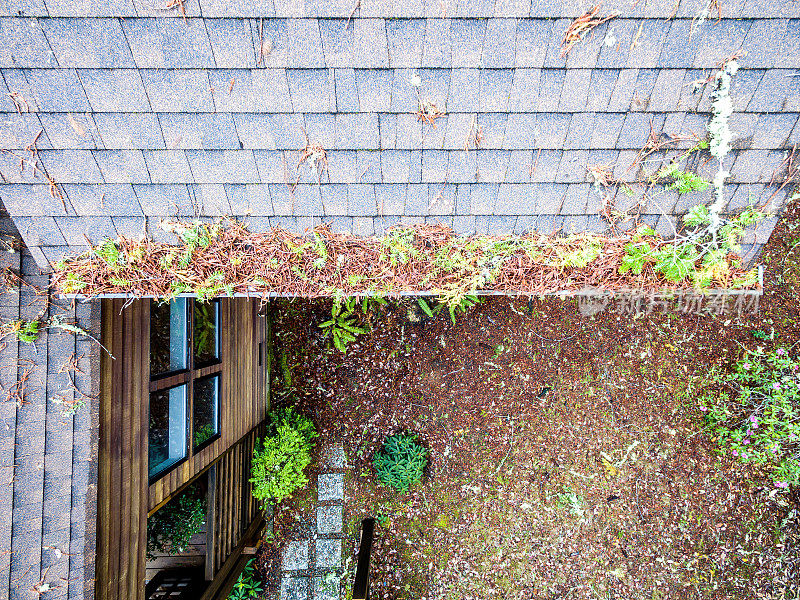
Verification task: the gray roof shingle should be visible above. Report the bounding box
[0,7,794,268]
[0,222,98,600]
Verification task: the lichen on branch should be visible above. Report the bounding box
[706,58,740,236]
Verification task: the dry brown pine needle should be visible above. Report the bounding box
[560,5,620,57]
[51,219,760,301]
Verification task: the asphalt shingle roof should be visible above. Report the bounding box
[0,0,797,268]
[0,217,99,600]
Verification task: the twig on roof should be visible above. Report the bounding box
[257,18,265,66]
[1,130,66,211]
[58,352,84,375]
[297,135,329,185]
[464,115,483,152]
[4,361,33,408]
[415,100,445,128]
[766,144,798,206]
[529,148,541,179]
[165,0,187,22]
[560,5,620,58]
[345,0,361,30]
[7,92,29,114]
[282,152,299,196]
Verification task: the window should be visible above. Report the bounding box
[149,385,187,476]
[192,375,219,450]
[150,298,188,377]
[149,299,222,481]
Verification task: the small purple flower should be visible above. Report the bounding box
[743,362,751,370]
[746,429,752,436]
[700,406,707,412]
[732,450,739,456]
[775,481,789,489]
[752,422,759,429]
[776,348,787,356]
[749,415,758,423]
[743,439,750,445]
[741,452,748,459]
[772,447,779,454]
[773,382,781,391]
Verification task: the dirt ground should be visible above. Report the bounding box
[263,199,800,600]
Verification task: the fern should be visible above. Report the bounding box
[652,244,698,283]
[619,242,653,275]
[318,296,368,352]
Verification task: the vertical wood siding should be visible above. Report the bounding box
[97,298,269,600]
[97,298,149,600]
[148,298,267,512]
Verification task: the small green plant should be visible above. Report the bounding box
[147,483,205,558]
[227,558,264,600]
[373,432,428,493]
[657,165,710,194]
[1,318,40,343]
[165,220,220,267]
[416,295,482,324]
[319,296,368,352]
[250,407,317,506]
[752,329,771,340]
[94,238,122,270]
[1,315,114,358]
[556,486,585,516]
[380,227,421,266]
[60,271,88,294]
[618,206,764,287]
[312,232,329,269]
[700,348,800,489]
[51,395,86,416]
[553,235,602,268]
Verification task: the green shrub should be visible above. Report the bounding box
[227,558,263,600]
[373,433,428,493]
[147,484,205,557]
[250,407,317,506]
[701,348,800,489]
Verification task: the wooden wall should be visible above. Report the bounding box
[97,297,270,600]
[97,299,150,600]
[149,298,268,512]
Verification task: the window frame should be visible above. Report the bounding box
[148,299,223,483]
[147,382,189,480]
[191,372,221,453]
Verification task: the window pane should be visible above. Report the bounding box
[193,300,219,366]
[193,375,219,450]
[149,385,187,478]
[150,299,188,377]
